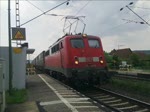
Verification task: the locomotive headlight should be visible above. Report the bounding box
[100,60,104,64]
[99,56,103,64]
[75,60,79,64]
[82,34,87,37]
[74,56,79,64]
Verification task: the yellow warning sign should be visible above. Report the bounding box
[15,31,24,39]
[12,28,26,40]
[13,47,22,54]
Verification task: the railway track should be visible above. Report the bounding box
[113,74,150,81]
[48,74,150,112]
[111,72,150,81]
[80,87,150,112]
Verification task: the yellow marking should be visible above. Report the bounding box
[14,31,24,39]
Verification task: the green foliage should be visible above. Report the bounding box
[6,89,27,104]
[129,53,150,69]
[104,51,122,69]
[104,51,113,68]
[104,51,150,70]
[104,51,113,63]
[110,78,150,97]
[112,55,121,69]
[129,53,140,67]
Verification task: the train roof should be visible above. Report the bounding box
[49,33,100,48]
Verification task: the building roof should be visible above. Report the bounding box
[133,50,150,55]
[133,51,149,60]
[110,48,132,59]
[110,48,150,60]
[26,49,35,54]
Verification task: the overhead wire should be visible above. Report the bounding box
[101,2,150,37]
[74,0,92,16]
[124,3,150,25]
[62,1,92,34]
[25,0,44,13]
[67,1,132,36]
[101,22,130,37]
[20,0,70,26]
[98,6,130,36]
[101,2,150,36]
[23,1,149,35]
[130,6,150,10]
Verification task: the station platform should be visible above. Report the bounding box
[5,74,72,112]
[5,74,104,112]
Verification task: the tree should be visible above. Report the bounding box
[104,51,112,63]
[104,51,113,69]
[129,53,140,67]
[112,55,121,69]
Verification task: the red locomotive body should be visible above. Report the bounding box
[44,34,109,84]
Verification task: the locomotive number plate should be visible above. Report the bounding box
[86,57,93,62]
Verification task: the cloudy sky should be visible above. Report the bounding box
[0,0,150,59]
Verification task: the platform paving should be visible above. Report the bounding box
[5,74,104,112]
[5,74,71,112]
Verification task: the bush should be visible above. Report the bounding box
[6,89,27,104]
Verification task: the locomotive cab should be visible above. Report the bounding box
[43,34,109,85]
[65,34,109,84]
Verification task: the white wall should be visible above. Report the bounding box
[0,47,27,90]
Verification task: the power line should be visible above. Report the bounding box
[130,6,150,10]
[122,18,145,24]
[120,2,150,26]
[25,0,44,13]
[75,0,91,16]
[101,22,130,37]
[126,5,150,26]
[20,0,70,26]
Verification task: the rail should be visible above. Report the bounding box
[109,70,150,81]
[83,87,150,112]
[46,73,150,112]
[113,73,150,81]
[0,59,6,112]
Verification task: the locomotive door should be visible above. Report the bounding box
[60,42,64,68]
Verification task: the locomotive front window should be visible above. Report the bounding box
[88,39,100,48]
[71,39,84,48]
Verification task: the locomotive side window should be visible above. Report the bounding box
[51,44,59,53]
[70,38,84,48]
[45,50,49,56]
[88,39,100,48]
[60,42,63,49]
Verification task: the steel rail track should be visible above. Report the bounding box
[46,74,120,111]
[113,74,150,81]
[109,70,150,81]
[46,73,150,112]
[82,87,150,112]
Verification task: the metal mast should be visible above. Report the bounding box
[15,0,21,46]
[8,0,13,93]
[15,0,20,27]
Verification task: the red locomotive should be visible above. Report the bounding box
[32,33,109,85]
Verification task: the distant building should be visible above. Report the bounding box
[110,48,132,60]
[133,50,150,61]
[133,50,150,55]
[110,48,150,61]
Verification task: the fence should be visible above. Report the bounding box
[26,67,36,75]
[0,59,6,112]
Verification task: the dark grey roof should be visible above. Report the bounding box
[26,49,35,54]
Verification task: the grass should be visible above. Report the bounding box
[110,78,150,97]
[6,89,27,104]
